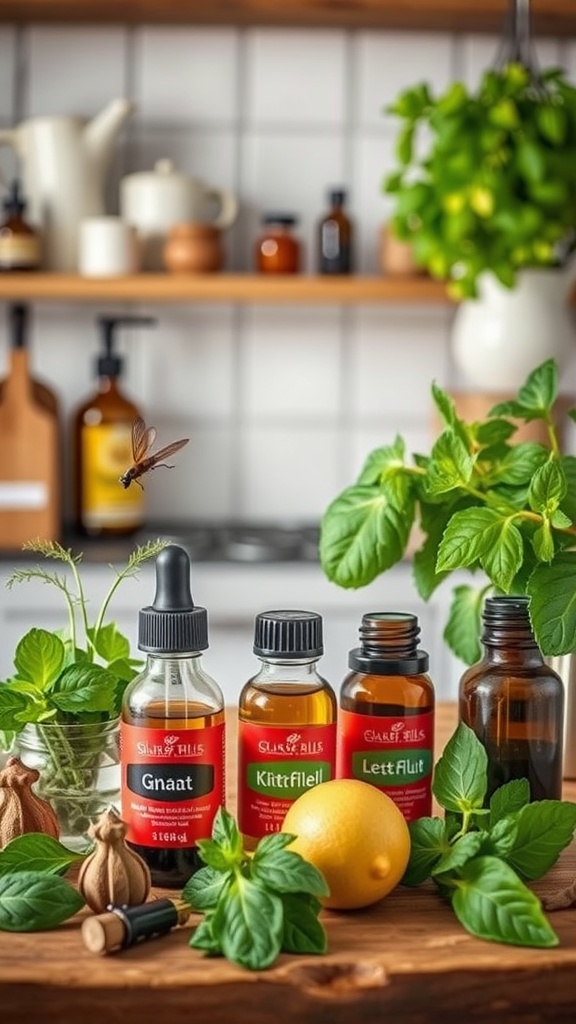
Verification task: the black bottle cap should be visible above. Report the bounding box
[138,544,209,653]
[253,610,323,659]
[328,187,347,205]
[95,315,157,379]
[261,213,298,226]
[3,179,26,215]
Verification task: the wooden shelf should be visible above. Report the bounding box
[0,0,573,35]
[0,273,450,304]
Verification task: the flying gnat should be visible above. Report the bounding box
[119,416,189,490]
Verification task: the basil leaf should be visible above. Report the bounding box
[426,432,474,495]
[442,585,483,666]
[0,686,31,731]
[87,623,130,663]
[432,722,487,813]
[190,912,221,955]
[452,856,558,948]
[401,817,446,886]
[196,839,238,873]
[212,875,283,971]
[0,834,84,877]
[504,800,576,880]
[47,663,118,713]
[0,871,84,931]
[527,552,576,655]
[253,831,297,856]
[210,806,243,863]
[431,832,484,877]
[489,779,530,828]
[182,865,229,911]
[251,846,329,898]
[280,892,327,955]
[14,629,64,690]
[480,816,518,859]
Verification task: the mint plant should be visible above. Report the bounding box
[183,806,329,970]
[320,358,576,665]
[0,537,166,838]
[0,833,85,931]
[403,723,576,948]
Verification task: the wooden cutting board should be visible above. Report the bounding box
[0,344,60,548]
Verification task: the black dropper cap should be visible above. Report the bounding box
[95,315,157,379]
[328,187,347,206]
[253,610,323,660]
[138,544,209,653]
[3,180,26,216]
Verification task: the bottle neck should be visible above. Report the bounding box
[97,375,120,394]
[253,657,324,685]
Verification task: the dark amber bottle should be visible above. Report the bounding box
[459,596,564,801]
[255,215,301,273]
[317,188,353,274]
[337,612,435,822]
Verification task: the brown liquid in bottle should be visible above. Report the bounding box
[123,699,225,887]
[459,596,564,801]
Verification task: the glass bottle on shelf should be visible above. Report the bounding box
[317,187,353,274]
[255,214,301,273]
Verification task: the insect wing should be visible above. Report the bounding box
[148,437,190,465]
[132,416,157,461]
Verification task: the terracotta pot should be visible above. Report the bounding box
[379,223,422,276]
[163,222,224,274]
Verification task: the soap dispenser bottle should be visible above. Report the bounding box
[73,315,155,537]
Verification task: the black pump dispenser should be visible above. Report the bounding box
[138,545,209,654]
[3,180,27,216]
[96,316,156,378]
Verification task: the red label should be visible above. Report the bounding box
[120,721,225,847]
[238,721,336,840]
[337,708,434,822]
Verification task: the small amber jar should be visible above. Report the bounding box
[255,214,301,273]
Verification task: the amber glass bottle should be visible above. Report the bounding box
[237,610,337,848]
[73,315,154,537]
[255,215,301,273]
[0,180,40,271]
[317,187,353,274]
[121,545,225,888]
[337,612,435,822]
[459,596,564,801]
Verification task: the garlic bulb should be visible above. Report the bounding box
[78,807,151,913]
[0,756,60,848]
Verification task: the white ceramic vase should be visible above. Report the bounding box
[450,267,576,390]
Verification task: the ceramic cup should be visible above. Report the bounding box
[163,223,224,274]
[78,216,140,276]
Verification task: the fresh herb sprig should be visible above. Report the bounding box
[403,723,576,948]
[0,833,85,931]
[0,538,167,835]
[183,807,329,970]
[320,358,576,665]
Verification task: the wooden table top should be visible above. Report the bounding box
[1,703,576,1024]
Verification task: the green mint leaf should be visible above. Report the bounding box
[480,816,518,859]
[432,722,487,813]
[528,460,566,516]
[559,456,576,521]
[550,508,572,529]
[527,552,576,655]
[212,875,283,971]
[356,437,407,487]
[401,817,447,886]
[532,521,554,562]
[280,892,327,955]
[476,419,516,446]
[252,831,296,856]
[489,779,530,828]
[442,585,484,665]
[516,359,558,417]
[190,912,222,955]
[0,834,84,877]
[0,686,32,731]
[87,623,130,663]
[319,484,413,588]
[251,844,329,898]
[0,871,84,931]
[479,518,524,592]
[489,399,530,419]
[182,865,229,911]
[196,839,239,873]
[504,800,576,880]
[47,663,118,713]
[497,444,548,486]
[431,382,458,429]
[431,832,485,877]
[211,806,243,860]
[452,856,558,948]
[412,503,456,600]
[426,432,474,496]
[436,508,502,572]
[14,629,65,689]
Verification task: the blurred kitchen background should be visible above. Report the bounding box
[1,13,576,700]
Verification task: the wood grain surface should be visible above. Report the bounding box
[1,703,575,1024]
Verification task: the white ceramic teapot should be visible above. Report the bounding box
[0,98,134,271]
[120,159,239,270]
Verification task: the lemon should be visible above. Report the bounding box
[281,778,411,910]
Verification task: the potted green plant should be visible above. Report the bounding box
[0,537,166,850]
[319,359,576,667]
[384,61,576,388]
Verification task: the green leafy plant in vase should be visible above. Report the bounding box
[319,359,576,666]
[0,538,166,850]
[383,59,576,387]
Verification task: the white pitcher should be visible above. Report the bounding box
[451,266,576,390]
[0,98,134,271]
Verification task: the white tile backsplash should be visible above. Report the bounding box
[245,29,347,126]
[26,27,128,117]
[1,21,574,533]
[135,28,239,125]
